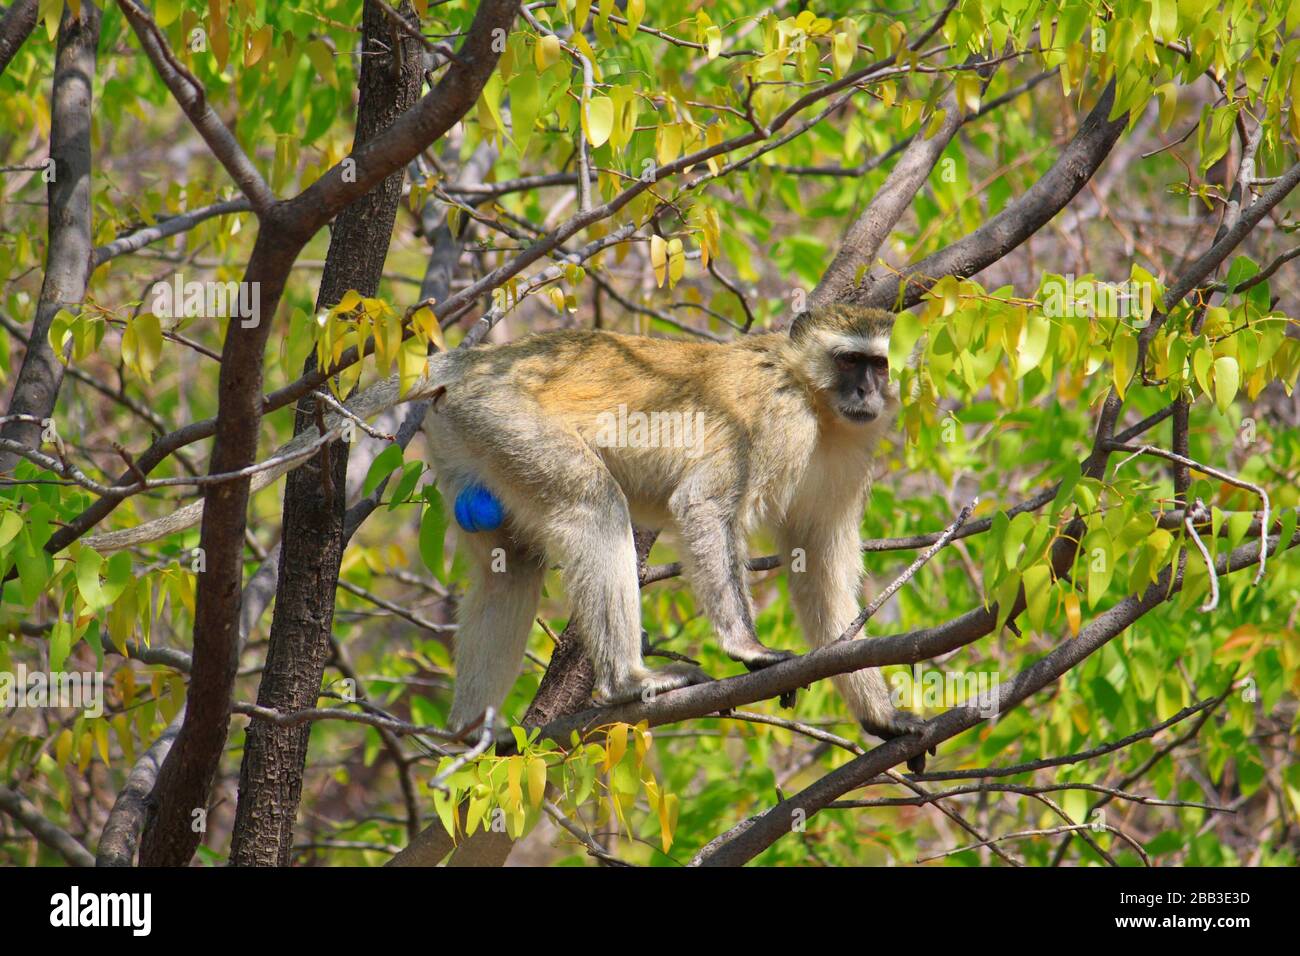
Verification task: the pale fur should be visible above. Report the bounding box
[424,305,912,737]
[84,305,918,743]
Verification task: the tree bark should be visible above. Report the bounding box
[0,2,99,472]
[0,0,38,77]
[228,0,425,867]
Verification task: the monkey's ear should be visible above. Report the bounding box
[787,310,813,341]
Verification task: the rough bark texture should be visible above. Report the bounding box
[0,2,99,473]
[0,0,37,76]
[227,0,425,867]
[137,224,300,867]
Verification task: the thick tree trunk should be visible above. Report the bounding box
[227,1,424,867]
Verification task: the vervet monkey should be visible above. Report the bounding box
[85,304,927,761]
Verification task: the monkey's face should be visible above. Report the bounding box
[815,334,898,425]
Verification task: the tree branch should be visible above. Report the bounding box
[856,79,1128,310]
[0,784,95,866]
[114,0,274,210]
[688,528,1296,865]
[0,0,37,75]
[0,2,101,472]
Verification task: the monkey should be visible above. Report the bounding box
[84,303,930,765]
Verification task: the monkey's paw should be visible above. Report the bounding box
[859,710,935,774]
[597,664,712,706]
[734,646,797,671]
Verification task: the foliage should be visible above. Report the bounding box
[0,0,1297,866]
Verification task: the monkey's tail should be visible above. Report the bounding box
[83,354,457,553]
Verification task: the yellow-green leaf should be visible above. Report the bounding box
[1211,356,1239,413]
[650,235,668,287]
[534,34,561,71]
[526,756,547,807]
[582,95,614,148]
[1111,333,1137,399]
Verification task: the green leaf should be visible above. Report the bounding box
[49,621,71,673]
[508,73,542,155]
[1111,333,1137,399]
[1016,313,1050,375]
[0,510,22,549]
[1084,529,1114,608]
[419,490,447,578]
[304,39,338,88]
[122,313,163,384]
[102,552,133,604]
[155,0,182,27]
[76,547,105,612]
[526,756,547,807]
[1022,563,1052,631]
[386,461,425,511]
[1213,356,1239,413]
[1223,255,1259,295]
[362,444,405,497]
[1193,346,1213,396]
[1002,511,1035,569]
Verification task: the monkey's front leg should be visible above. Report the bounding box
[780,516,933,772]
[671,494,795,672]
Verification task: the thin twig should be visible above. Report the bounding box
[1111,442,1270,584]
[838,498,977,640]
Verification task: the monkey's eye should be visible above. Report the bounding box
[835,352,868,370]
[868,355,889,373]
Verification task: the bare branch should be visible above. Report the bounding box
[92,197,252,267]
[231,701,457,739]
[0,784,95,866]
[841,498,977,638]
[115,0,275,211]
[1111,441,1271,583]
[917,689,1232,781]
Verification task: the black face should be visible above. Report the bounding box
[833,350,889,423]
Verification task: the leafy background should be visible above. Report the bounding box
[1,0,1297,865]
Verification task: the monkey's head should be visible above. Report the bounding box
[787,304,899,426]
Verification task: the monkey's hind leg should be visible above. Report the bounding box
[446,533,545,732]
[540,465,709,707]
